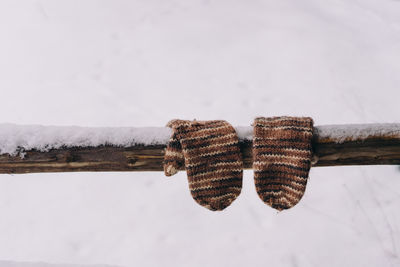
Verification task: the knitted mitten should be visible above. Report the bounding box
[164,119,243,211]
[253,116,314,210]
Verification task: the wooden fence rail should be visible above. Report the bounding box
[0,124,399,174]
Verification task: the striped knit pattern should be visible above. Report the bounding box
[164,119,243,211]
[253,116,314,210]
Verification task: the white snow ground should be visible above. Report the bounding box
[0,0,400,266]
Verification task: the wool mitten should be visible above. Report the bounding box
[163,119,243,211]
[253,116,314,210]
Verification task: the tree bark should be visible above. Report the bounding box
[0,126,399,174]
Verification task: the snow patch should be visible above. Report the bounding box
[0,123,172,156]
[1,123,399,156]
[315,123,400,143]
[234,126,253,141]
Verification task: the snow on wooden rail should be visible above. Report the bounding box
[0,123,399,174]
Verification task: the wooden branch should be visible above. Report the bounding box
[0,125,399,174]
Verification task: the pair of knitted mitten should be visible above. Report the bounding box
[253,116,314,210]
[163,120,243,211]
[163,117,314,211]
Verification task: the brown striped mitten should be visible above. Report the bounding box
[163,119,243,211]
[253,116,314,210]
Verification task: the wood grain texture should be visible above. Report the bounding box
[0,127,399,174]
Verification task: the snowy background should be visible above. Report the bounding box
[1,0,400,266]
